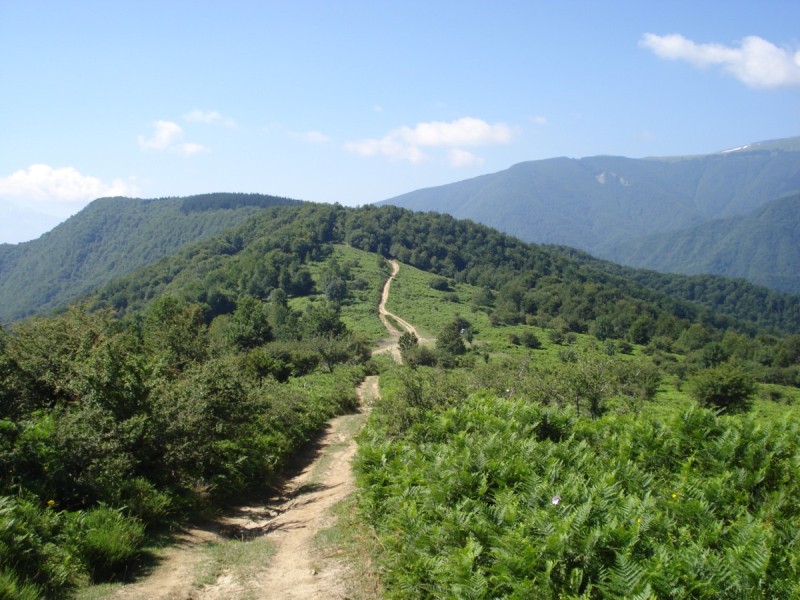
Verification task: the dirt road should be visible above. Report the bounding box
[106,262,405,599]
[375,259,426,361]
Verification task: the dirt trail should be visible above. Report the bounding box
[107,262,407,599]
[375,259,428,361]
[248,377,378,599]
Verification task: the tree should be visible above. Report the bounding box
[688,363,756,414]
[226,295,272,349]
[436,318,470,357]
[398,331,418,356]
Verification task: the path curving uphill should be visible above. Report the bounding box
[107,259,415,599]
[376,259,430,362]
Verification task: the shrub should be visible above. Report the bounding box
[0,496,78,596]
[429,277,451,291]
[77,507,145,581]
[520,330,541,349]
[0,568,42,600]
[403,345,438,369]
[115,478,173,527]
[688,363,756,414]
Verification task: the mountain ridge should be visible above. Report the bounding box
[378,136,800,290]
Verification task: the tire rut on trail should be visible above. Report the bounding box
[107,260,412,599]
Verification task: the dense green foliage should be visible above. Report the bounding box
[0,228,373,594]
[357,364,800,598]
[600,193,800,292]
[1,198,799,596]
[379,138,800,291]
[0,193,303,323]
[553,245,800,334]
[688,363,756,414]
[84,202,800,386]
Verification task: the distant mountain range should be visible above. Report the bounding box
[599,193,800,292]
[0,193,303,323]
[379,136,800,292]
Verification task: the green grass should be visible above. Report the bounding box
[300,245,389,341]
[384,262,489,340]
[314,497,383,599]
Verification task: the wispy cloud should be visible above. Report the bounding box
[184,109,236,127]
[529,115,548,126]
[289,130,332,144]
[345,136,426,163]
[345,117,516,166]
[641,33,800,88]
[137,120,210,155]
[0,164,139,211]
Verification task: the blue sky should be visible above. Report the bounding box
[1,0,799,243]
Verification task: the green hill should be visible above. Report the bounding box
[86,202,800,336]
[378,136,800,291]
[598,193,800,293]
[3,201,800,597]
[0,193,303,323]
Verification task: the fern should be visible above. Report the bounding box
[599,553,646,597]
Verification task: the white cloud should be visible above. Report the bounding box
[138,120,210,155]
[0,164,138,203]
[184,109,236,127]
[398,117,515,147]
[447,149,484,167]
[529,115,548,125]
[137,120,182,151]
[641,33,800,88]
[344,117,515,165]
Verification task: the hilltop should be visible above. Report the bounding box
[0,193,303,323]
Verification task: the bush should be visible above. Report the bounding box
[115,478,173,527]
[429,277,451,292]
[403,345,438,369]
[77,507,145,581]
[688,363,756,414]
[520,330,541,349]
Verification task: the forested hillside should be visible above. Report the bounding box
[552,245,800,334]
[378,136,800,292]
[83,203,799,336]
[0,193,303,323]
[598,193,800,292]
[2,201,800,597]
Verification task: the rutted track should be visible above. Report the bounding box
[107,260,412,599]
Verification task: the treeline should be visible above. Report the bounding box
[179,192,305,213]
[554,245,800,333]
[0,195,303,323]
